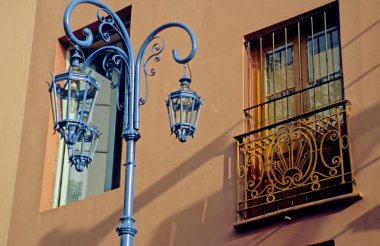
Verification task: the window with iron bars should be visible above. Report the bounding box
[235,3,357,225]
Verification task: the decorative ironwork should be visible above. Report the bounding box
[235,101,355,221]
[140,36,165,105]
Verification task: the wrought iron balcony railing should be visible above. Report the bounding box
[235,100,355,223]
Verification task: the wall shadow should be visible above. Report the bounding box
[145,159,239,246]
[134,122,241,212]
[38,122,240,245]
[348,100,380,171]
[341,19,380,96]
[341,19,379,49]
[344,62,380,91]
[332,204,380,239]
[38,208,121,246]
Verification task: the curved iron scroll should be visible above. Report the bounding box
[133,22,197,129]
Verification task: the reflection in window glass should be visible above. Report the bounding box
[265,44,295,124]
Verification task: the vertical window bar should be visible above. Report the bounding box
[298,22,303,113]
[324,11,330,80]
[260,37,263,126]
[324,11,331,105]
[311,16,316,110]
[247,42,251,131]
[285,27,289,119]
[272,32,276,123]
[330,30,335,78]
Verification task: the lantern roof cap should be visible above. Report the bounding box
[51,66,100,91]
[179,73,191,85]
[70,46,84,66]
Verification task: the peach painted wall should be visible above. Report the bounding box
[5,0,380,245]
[0,0,37,245]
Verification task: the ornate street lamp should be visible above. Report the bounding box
[48,0,202,245]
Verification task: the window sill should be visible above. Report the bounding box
[233,191,363,230]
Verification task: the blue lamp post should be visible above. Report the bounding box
[48,0,202,245]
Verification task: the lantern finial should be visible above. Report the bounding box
[71,46,84,67]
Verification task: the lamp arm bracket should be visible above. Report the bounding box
[133,22,197,127]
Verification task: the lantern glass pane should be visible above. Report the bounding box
[76,129,98,158]
[85,128,99,159]
[68,127,99,172]
[166,99,175,129]
[63,79,96,124]
[49,83,59,127]
[67,80,79,122]
[182,96,194,124]
[54,79,75,125]
[70,80,83,122]
[53,80,67,126]
[75,82,99,125]
[171,96,182,124]
[191,100,199,126]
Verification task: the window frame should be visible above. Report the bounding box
[244,5,343,132]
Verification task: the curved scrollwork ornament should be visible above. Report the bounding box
[102,52,122,86]
[143,36,165,76]
[97,8,116,42]
[139,36,166,105]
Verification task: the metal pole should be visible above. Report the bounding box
[117,137,138,246]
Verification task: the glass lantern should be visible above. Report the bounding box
[49,49,101,170]
[67,125,100,172]
[166,74,203,142]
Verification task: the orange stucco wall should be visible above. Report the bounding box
[3,0,380,245]
[0,0,37,245]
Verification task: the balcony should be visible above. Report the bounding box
[234,101,359,226]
